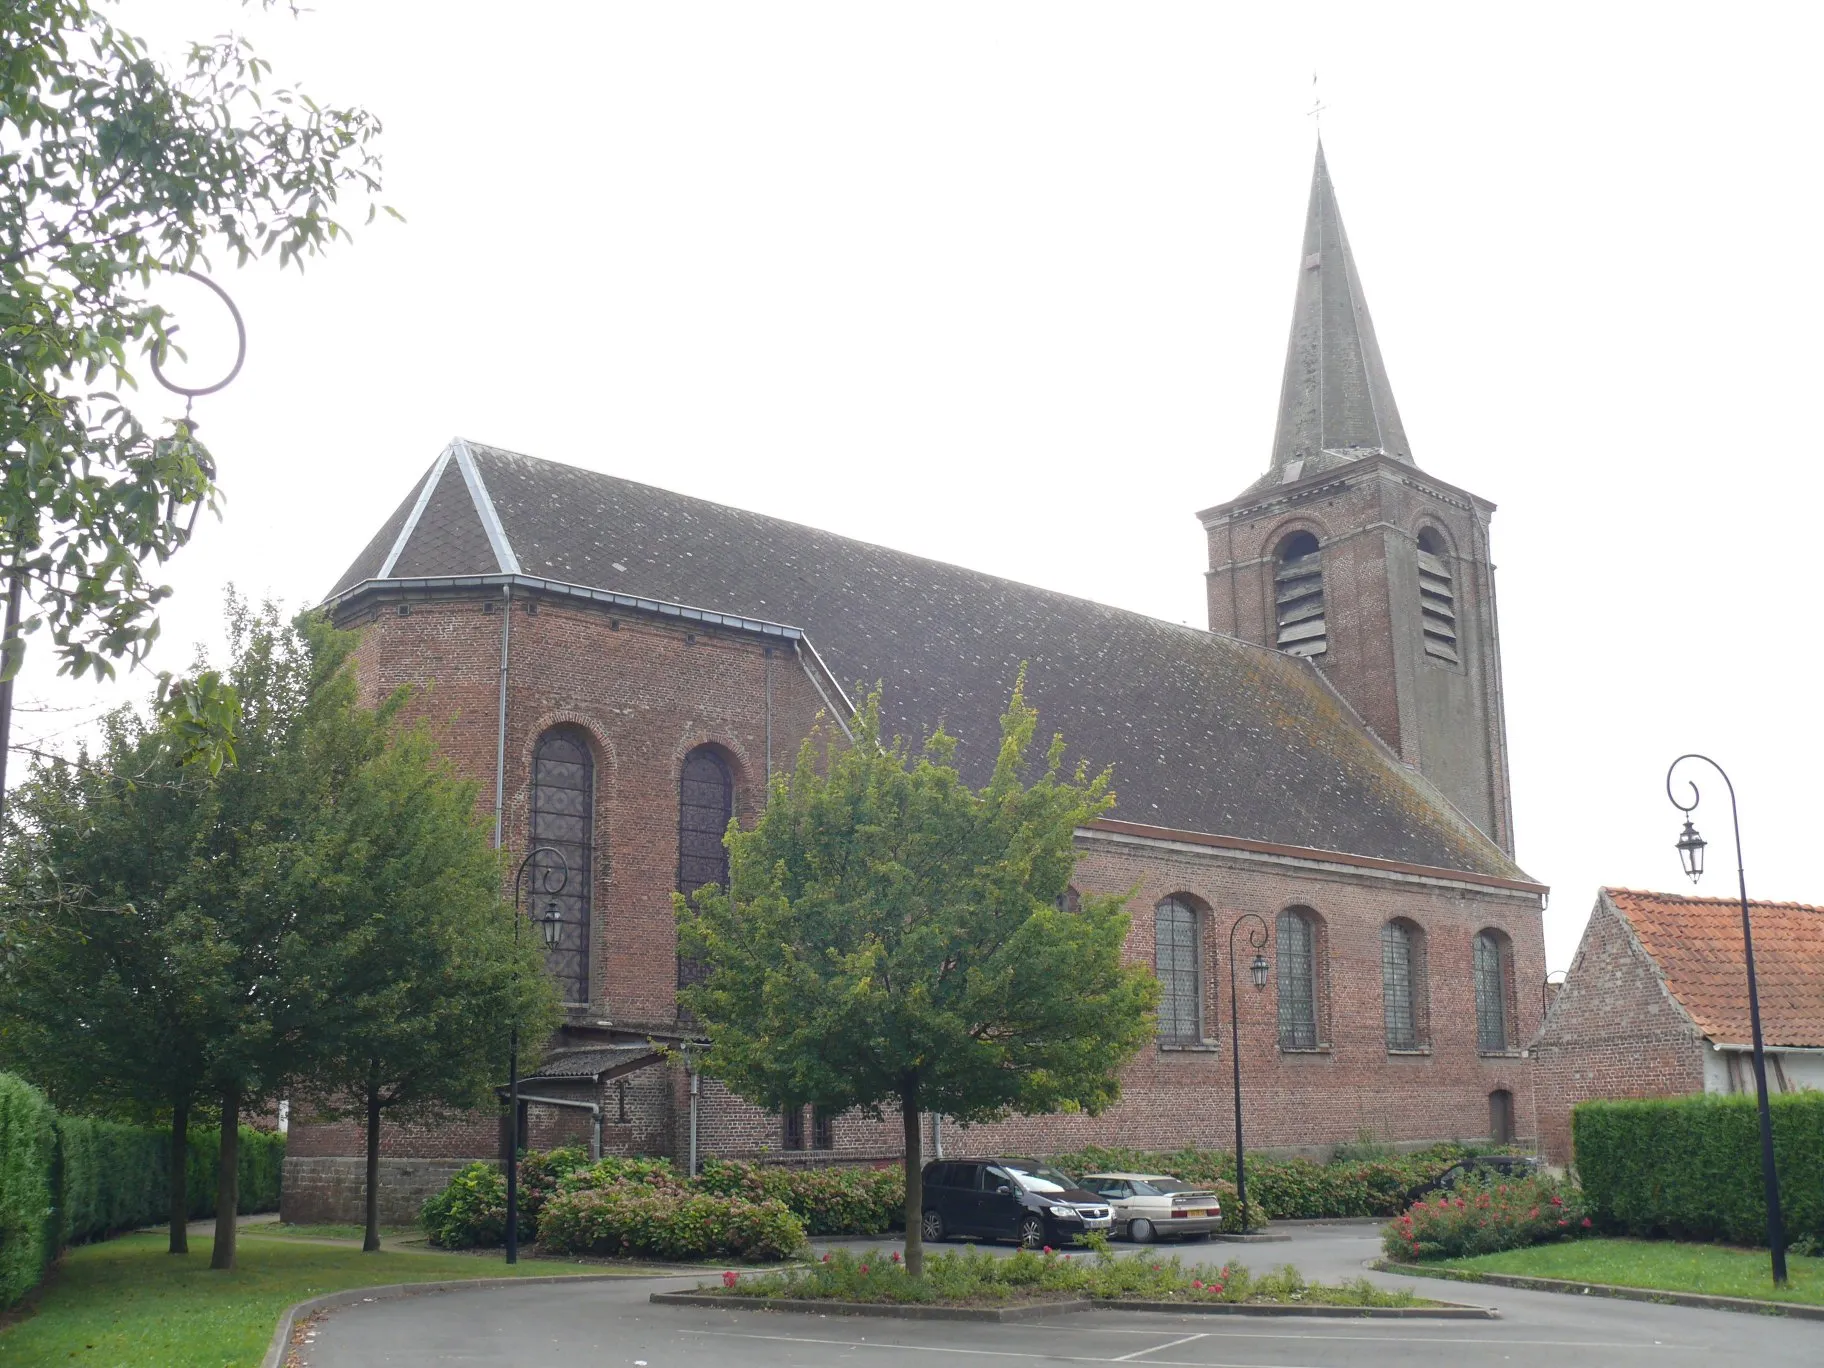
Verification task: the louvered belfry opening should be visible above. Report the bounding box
[1274,531,1327,658]
[677,745,734,993]
[1416,527,1460,664]
[530,728,593,1004]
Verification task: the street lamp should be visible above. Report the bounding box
[1666,754,1786,1286]
[1227,912,1272,1232]
[507,846,569,1265]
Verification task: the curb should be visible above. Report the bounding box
[1210,1231,1294,1243]
[1373,1261,1824,1322]
[262,1273,665,1368]
[650,1291,1088,1322]
[649,1291,1498,1322]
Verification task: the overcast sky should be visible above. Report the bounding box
[15,1,1822,971]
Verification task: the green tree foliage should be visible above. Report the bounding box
[294,718,561,1252]
[677,680,1159,1276]
[0,598,544,1270]
[1,0,390,769]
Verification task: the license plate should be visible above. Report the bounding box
[1178,1209,1211,1217]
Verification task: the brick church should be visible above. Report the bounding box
[284,146,1548,1223]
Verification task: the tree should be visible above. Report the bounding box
[293,721,562,1253]
[0,599,412,1267]
[0,0,391,795]
[676,679,1160,1276]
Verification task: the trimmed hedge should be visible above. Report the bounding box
[1045,1143,1485,1221]
[0,1072,287,1309]
[539,1186,804,1262]
[694,1159,903,1236]
[1575,1093,1824,1246]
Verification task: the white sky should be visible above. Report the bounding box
[14,1,1823,972]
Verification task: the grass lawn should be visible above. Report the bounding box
[1437,1237,1824,1307]
[0,1230,613,1367]
[240,1221,421,1242]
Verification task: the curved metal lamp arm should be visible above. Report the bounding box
[1665,752,1744,867]
[513,844,571,906]
[149,267,248,401]
[1228,911,1270,958]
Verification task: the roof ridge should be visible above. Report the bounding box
[1604,886,1824,914]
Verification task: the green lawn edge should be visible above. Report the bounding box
[1377,1237,1824,1311]
[0,1231,626,1367]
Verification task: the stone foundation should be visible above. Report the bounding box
[281,1156,479,1227]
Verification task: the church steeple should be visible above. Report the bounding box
[1257,142,1412,492]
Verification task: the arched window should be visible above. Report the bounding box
[1274,531,1327,658]
[1416,527,1460,664]
[1276,907,1322,1049]
[1154,896,1203,1043]
[1381,919,1428,1050]
[530,727,593,1003]
[677,746,734,990]
[1474,929,1516,1052]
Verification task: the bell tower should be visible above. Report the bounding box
[1199,144,1515,854]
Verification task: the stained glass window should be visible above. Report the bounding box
[530,728,593,1003]
[1475,931,1512,1052]
[1154,897,1202,1042]
[1277,909,1319,1049]
[677,746,733,991]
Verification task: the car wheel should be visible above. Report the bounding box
[1129,1217,1156,1244]
[921,1209,945,1242]
[1018,1215,1047,1248]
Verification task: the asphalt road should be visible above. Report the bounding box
[296,1223,1823,1367]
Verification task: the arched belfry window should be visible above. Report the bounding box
[677,746,735,990]
[1416,527,1460,664]
[530,728,593,1003]
[1276,907,1323,1049]
[1154,896,1203,1044]
[1274,531,1327,658]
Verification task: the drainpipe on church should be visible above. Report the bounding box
[687,1055,700,1177]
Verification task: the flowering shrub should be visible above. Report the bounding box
[538,1186,805,1262]
[556,1155,684,1196]
[693,1159,904,1235]
[421,1161,507,1249]
[517,1147,593,1240]
[1382,1176,1590,1262]
[717,1245,1415,1306]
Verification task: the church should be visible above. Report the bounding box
[282,146,1549,1225]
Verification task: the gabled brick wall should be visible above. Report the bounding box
[1531,891,1706,1165]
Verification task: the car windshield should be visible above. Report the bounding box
[1002,1162,1078,1194]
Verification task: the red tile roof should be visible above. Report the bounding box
[1606,888,1824,1048]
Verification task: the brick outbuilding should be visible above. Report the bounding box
[284,144,1550,1221]
[1532,887,1824,1165]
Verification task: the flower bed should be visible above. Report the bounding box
[1383,1175,1591,1262]
[709,1245,1417,1307]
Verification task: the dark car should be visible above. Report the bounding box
[1402,1154,1538,1207]
[920,1158,1114,1248]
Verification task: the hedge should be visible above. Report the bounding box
[1575,1093,1824,1246]
[538,1186,804,1262]
[694,1159,903,1236]
[0,1072,287,1309]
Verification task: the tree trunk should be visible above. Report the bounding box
[363,1070,382,1253]
[210,1090,239,1271]
[168,1093,189,1255]
[900,1077,923,1279]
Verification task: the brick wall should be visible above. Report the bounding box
[1531,892,1705,1164]
[282,1156,475,1226]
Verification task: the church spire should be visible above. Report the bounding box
[1262,142,1412,484]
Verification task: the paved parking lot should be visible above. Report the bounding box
[297,1224,1823,1367]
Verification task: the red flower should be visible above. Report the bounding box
[1151,1264,1161,1272]
[821,1253,831,1262]
[1211,1282,1225,1294]
[1042,1246,1053,1255]
[1581,1217,1593,1228]
[1557,1219,1568,1227]
[1528,1207,1539,1219]
[1549,1195,1563,1207]
[859,1264,870,1274]
[1192,1280,1205,1290]
[891,1250,902,1262]
[722,1270,738,1288]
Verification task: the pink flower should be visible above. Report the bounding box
[1151,1264,1161,1272]
[1549,1195,1562,1207]
[1192,1280,1205,1290]
[1064,1254,1072,1261]
[1528,1206,1539,1219]
[1580,1217,1592,1228]
[859,1265,870,1274]
[1557,1219,1568,1227]
[1211,1282,1225,1294]
[821,1253,830,1262]
[1042,1246,1053,1254]
[722,1270,738,1288]
[891,1250,902,1263]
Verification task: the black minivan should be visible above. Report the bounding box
[920,1158,1113,1247]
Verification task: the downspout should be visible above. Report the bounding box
[932,1112,944,1160]
[688,1057,700,1177]
[493,583,513,849]
[764,646,773,782]
[513,1093,603,1160]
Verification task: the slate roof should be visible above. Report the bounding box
[1241,142,1413,499]
[1606,888,1824,1048]
[330,440,1525,884]
[526,1044,662,1082]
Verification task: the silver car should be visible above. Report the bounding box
[1081,1171,1223,1243]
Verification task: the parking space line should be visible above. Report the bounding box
[1114,1332,1207,1361]
[679,1327,1328,1366]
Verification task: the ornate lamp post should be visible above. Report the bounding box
[506,845,568,1265]
[1227,913,1272,1231]
[1666,754,1787,1286]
